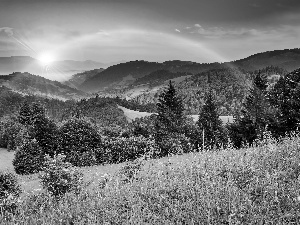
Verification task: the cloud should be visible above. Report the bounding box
[194,24,202,28]
[96,30,110,36]
[0,27,14,36]
[175,29,181,32]
[193,26,264,39]
[190,24,300,54]
[185,26,191,29]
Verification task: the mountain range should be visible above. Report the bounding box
[79,48,300,93]
[0,56,122,82]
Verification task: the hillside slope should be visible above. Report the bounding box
[0,72,88,100]
[80,61,164,92]
[64,68,105,89]
[132,66,288,115]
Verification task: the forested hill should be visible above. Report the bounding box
[0,86,129,127]
[80,61,164,92]
[130,70,191,87]
[233,48,300,72]
[0,72,88,100]
[78,48,300,93]
[132,66,287,116]
[64,68,105,89]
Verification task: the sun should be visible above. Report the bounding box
[37,52,55,65]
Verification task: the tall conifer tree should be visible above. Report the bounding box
[197,91,224,150]
[228,71,273,147]
[156,81,184,134]
[242,71,270,137]
[155,81,185,156]
[268,68,300,136]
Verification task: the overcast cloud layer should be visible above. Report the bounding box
[0,0,299,63]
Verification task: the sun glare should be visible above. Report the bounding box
[38,53,55,65]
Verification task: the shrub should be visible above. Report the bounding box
[39,154,83,198]
[116,159,144,184]
[13,139,45,175]
[18,102,60,156]
[59,118,101,166]
[96,136,159,164]
[66,150,97,167]
[155,133,192,158]
[0,171,21,214]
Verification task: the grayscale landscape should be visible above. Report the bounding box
[1,0,300,224]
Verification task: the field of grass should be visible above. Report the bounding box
[118,105,234,125]
[118,105,155,122]
[2,135,300,224]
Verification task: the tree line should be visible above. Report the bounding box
[1,67,300,175]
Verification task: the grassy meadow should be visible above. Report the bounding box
[1,134,300,224]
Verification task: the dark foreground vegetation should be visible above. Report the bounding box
[1,134,300,224]
[1,67,300,223]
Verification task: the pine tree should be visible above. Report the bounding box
[156,81,185,134]
[228,71,274,147]
[242,71,270,137]
[155,81,185,156]
[197,91,224,150]
[18,101,33,126]
[268,68,300,137]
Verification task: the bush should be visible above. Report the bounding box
[59,118,101,166]
[155,133,192,157]
[116,159,144,184]
[66,150,97,167]
[39,154,83,198]
[13,139,45,175]
[0,171,21,214]
[96,136,160,164]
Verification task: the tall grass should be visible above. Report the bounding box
[2,134,300,224]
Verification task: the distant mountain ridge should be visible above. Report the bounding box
[0,72,88,100]
[79,60,164,92]
[0,56,115,81]
[233,48,300,71]
[79,48,300,93]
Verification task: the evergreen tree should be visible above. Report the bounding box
[242,71,270,137]
[155,81,186,156]
[229,71,274,147]
[18,101,33,126]
[197,91,224,150]
[268,68,300,137]
[155,81,185,134]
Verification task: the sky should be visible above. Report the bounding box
[0,0,300,64]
